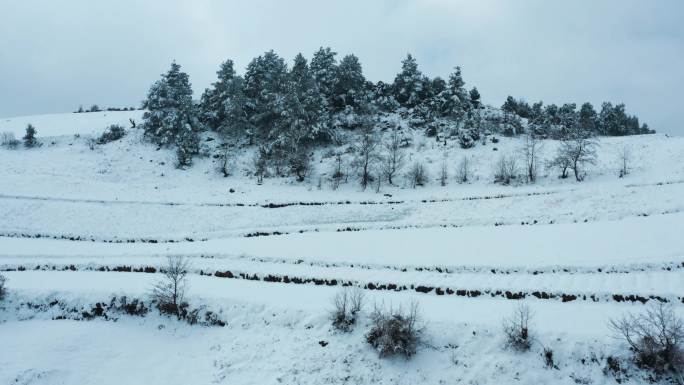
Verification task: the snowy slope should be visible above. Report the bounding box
[1,112,683,384]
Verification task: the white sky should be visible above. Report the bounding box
[1,0,682,134]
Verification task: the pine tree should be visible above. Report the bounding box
[310,47,338,104]
[579,102,598,135]
[393,54,426,108]
[469,87,481,110]
[443,66,469,119]
[199,60,249,138]
[332,54,366,111]
[142,62,200,154]
[283,53,330,145]
[243,50,289,144]
[23,124,38,148]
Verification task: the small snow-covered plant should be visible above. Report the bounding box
[151,256,189,319]
[330,287,364,332]
[609,302,684,374]
[366,301,423,358]
[503,304,533,351]
[96,124,126,144]
[439,158,448,186]
[406,161,428,188]
[0,273,7,300]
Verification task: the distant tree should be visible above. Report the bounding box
[353,124,380,190]
[554,124,597,181]
[199,60,250,138]
[310,47,338,104]
[0,273,6,300]
[618,145,631,178]
[406,161,428,188]
[332,54,366,111]
[469,87,481,110]
[142,62,200,167]
[89,104,101,112]
[393,54,426,108]
[439,158,448,186]
[441,66,469,119]
[578,102,598,135]
[243,51,289,145]
[23,124,38,148]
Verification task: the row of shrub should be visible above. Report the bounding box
[328,286,684,381]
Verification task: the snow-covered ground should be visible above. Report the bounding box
[1,111,683,384]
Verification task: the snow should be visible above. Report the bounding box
[1,111,683,384]
[0,110,143,138]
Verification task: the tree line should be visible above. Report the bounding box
[139,48,652,168]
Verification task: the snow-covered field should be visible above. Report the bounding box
[1,111,683,384]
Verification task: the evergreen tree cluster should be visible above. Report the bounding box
[502,96,652,140]
[140,49,652,169]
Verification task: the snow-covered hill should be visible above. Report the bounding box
[1,112,683,385]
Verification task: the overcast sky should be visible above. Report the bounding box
[1,0,682,134]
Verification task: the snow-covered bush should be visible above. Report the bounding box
[0,273,7,300]
[406,161,428,188]
[610,303,684,374]
[96,124,126,144]
[151,256,189,319]
[330,287,364,332]
[458,128,478,149]
[503,304,533,351]
[366,302,423,358]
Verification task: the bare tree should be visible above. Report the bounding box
[330,287,365,332]
[456,155,471,183]
[610,303,684,374]
[381,129,405,185]
[406,161,428,188]
[353,127,380,190]
[521,133,543,183]
[618,145,631,178]
[439,158,449,186]
[216,144,232,177]
[330,153,345,190]
[252,147,268,184]
[554,127,598,182]
[151,256,190,318]
[503,304,533,351]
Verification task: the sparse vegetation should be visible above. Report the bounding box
[366,301,423,358]
[503,304,533,351]
[610,303,684,375]
[330,287,364,332]
[151,256,189,319]
[96,124,126,144]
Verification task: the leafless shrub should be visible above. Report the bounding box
[216,145,232,177]
[456,155,471,183]
[252,147,268,184]
[494,154,518,185]
[503,304,533,351]
[406,161,428,188]
[151,256,189,319]
[609,302,684,374]
[366,301,424,358]
[330,287,365,332]
[353,127,380,190]
[1,132,20,149]
[439,158,448,186]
